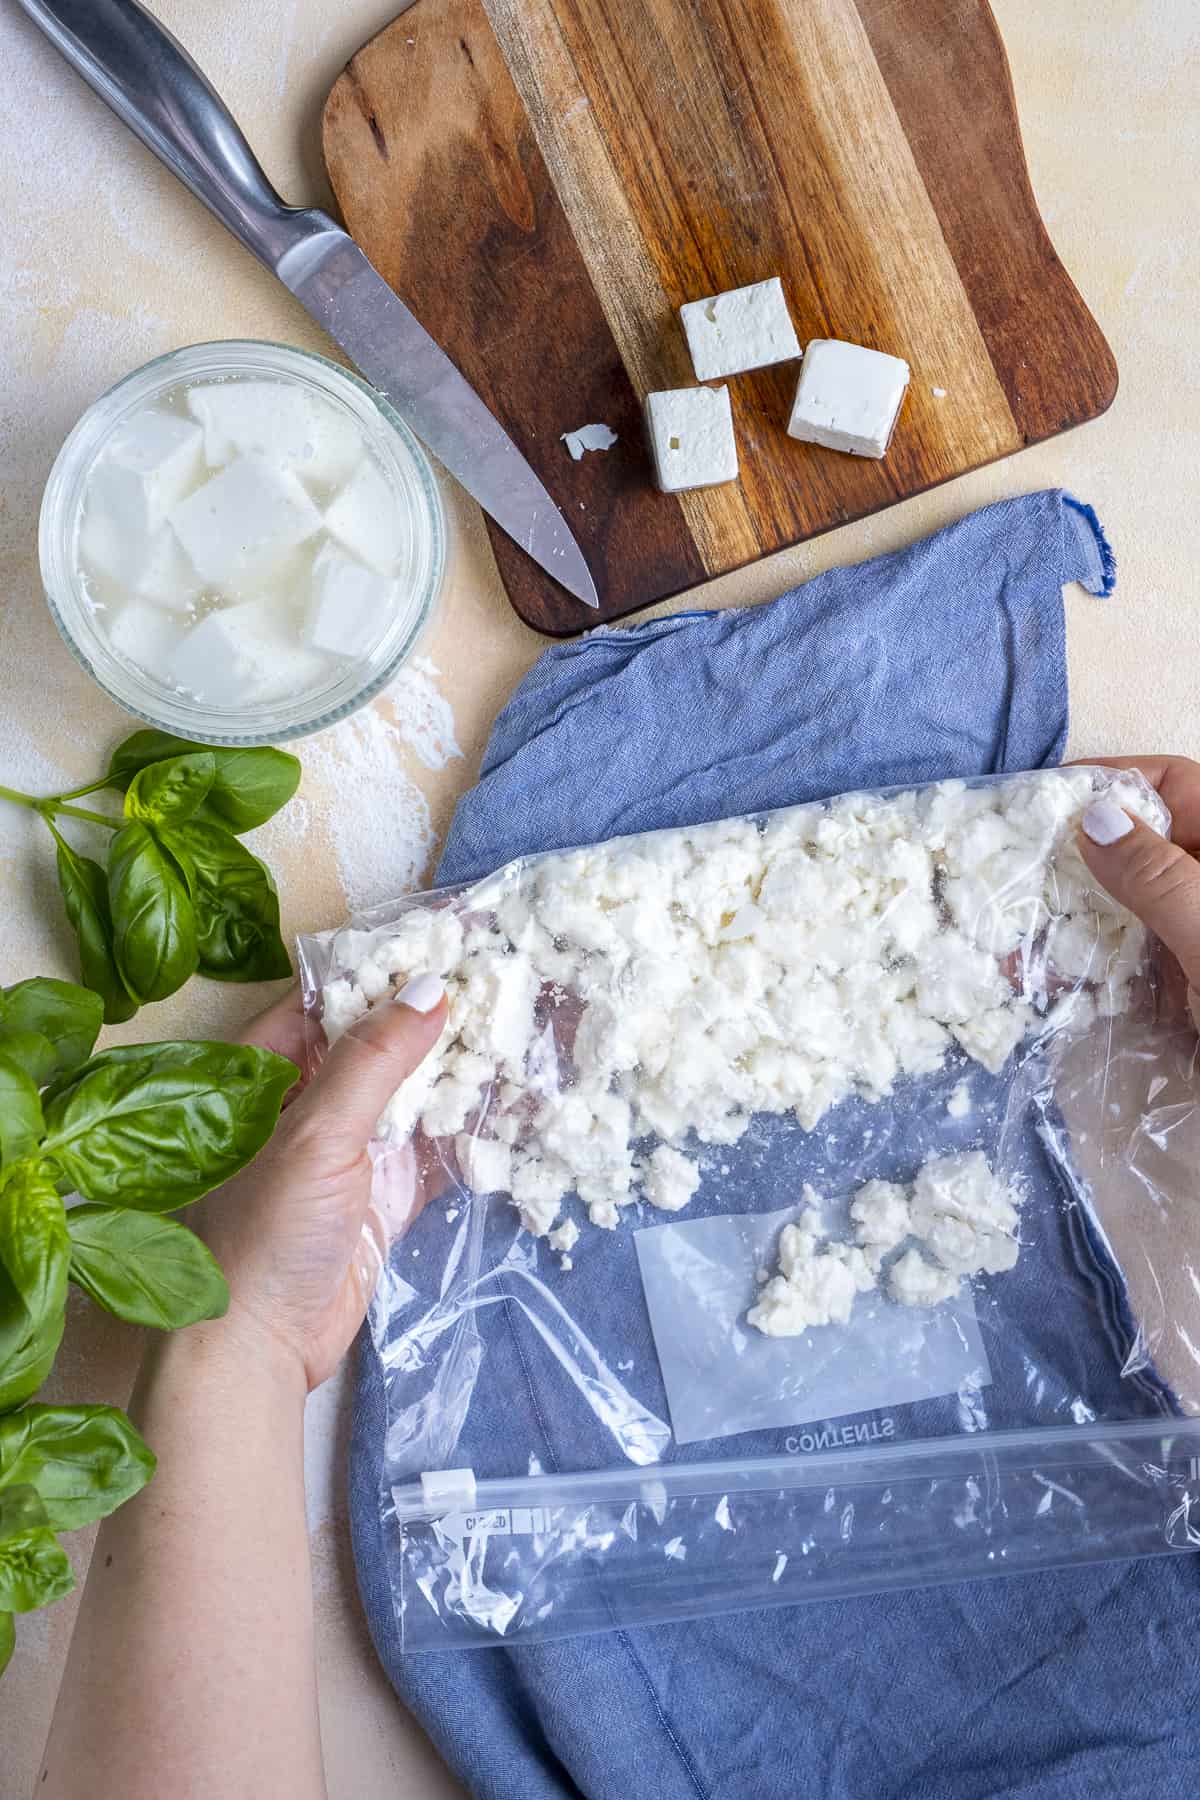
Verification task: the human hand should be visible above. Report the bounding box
[1077,755,1200,1025]
[196,972,446,1392]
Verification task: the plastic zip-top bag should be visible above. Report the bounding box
[298,765,1200,1650]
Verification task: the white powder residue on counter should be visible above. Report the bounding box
[0,718,70,849]
[295,660,463,913]
[390,655,464,771]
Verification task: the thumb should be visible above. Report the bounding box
[1079,799,1200,992]
[295,972,447,1150]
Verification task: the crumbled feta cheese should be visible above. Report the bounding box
[455,1133,512,1194]
[946,1080,972,1119]
[561,422,618,460]
[849,1180,911,1252]
[680,277,800,381]
[326,769,1160,1251]
[644,386,739,493]
[887,1249,962,1309]
[746,1208,876,1334]
[752,1151,1023,1333]
[641,1145,701,1213]
[548,1219,580,1254]
[510,1153,567,1236]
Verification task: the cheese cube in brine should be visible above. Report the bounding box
[324,459,406,573]
[83,409,205,542]
[187,382,363,489]
[680,278,801,381]
[645,386,739,493]
[81,515,201,613]
[132,526,202,612]
[304,541,394,660]
[169,456,322,589]
[106,599,183,672]
[169,598,330,707]
[787,339,910,458]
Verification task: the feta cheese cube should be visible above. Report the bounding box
[169,456,322,590]
[324,459,406,573]
[105,599,182,672]
[81,515,201,613]
[187,382,363,488]
[645,386,739,493]
[787,338,910,458]
[303,541,393,660]
[84,408,205,541]
[680,277,801,380]
[169,598,330,707]
[131,525,203,611]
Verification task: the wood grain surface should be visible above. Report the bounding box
[323,0,1117,635]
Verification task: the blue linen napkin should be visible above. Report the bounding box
[350,490,1199,1800]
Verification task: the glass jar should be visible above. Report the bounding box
[39,339,446,745]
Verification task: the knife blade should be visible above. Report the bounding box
[16,0,600,608]
[277,227,599,606]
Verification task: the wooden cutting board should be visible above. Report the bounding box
[323,0,1116,636]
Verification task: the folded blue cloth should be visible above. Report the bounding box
[350,490,1199,1799]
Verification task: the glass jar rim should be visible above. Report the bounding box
[39,339,446,746]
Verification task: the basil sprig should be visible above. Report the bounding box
[0,731,300,1021]
[0,973,298,1667]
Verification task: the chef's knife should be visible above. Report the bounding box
[15,0,600,608]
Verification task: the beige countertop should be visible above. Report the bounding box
[0,1,1196,1794]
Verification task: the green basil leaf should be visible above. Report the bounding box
[54,837,138,1026]
[0,1032,56,1090]
[108,733,300,833]
[41,1042,298,1211]
[0,1165,69,1412]
[108,823,198,1006]
[124,753,215,827]
[158,821,292,984]
[0,978,104,1081]
[193,747,301,833]
[0,1164,68,1311]
[0,1483,48,1534]
[67,1206,229,1329]
[0,1607,13,1676]
[0,1057,45,1170]
[0,1308,63,1415]
[0,1403,154,1531]
[0,1496,73,1614]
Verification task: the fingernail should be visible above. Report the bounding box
[1082,800,1135,846]
[395,972,445,1013]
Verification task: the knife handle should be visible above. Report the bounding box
[14,0,334,272]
